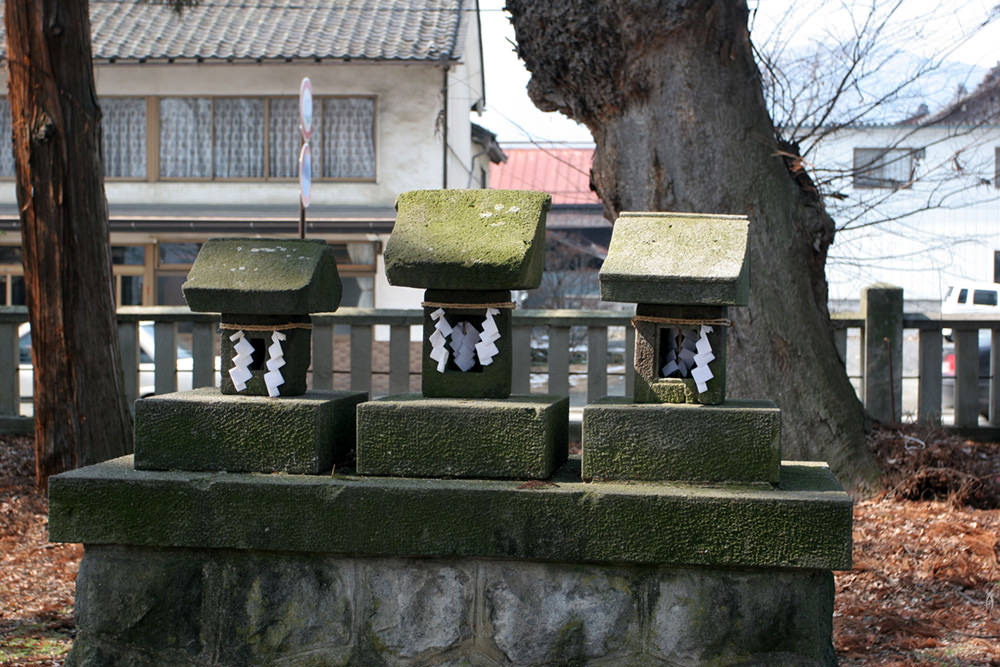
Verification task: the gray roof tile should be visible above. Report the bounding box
[0,0,466,62]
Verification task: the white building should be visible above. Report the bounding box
[800,69,1000,306]
[0,0,501,309]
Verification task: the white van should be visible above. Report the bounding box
[942,283,1000,315]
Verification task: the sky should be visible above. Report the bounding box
[474,0,1000,146]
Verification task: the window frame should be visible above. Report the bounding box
[852,146,924,190]
[0,94,379,183]
[100,95,150,182]
[156,94,378,183]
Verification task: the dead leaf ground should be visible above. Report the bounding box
[0,426,998,665]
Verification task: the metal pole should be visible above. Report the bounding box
[299,198,305,239]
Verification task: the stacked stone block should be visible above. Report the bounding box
[583,212,781,484]
[356,189,569,480]
[133,238,367,474]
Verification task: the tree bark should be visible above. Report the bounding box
[506,0,880,492]
[5,0,132,490]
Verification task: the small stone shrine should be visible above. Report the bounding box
[355,189,569,479]
[47,209,852,666]
[133,238,367,474]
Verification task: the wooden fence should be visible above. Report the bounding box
[3,291,998,434]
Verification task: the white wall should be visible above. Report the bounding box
[802,124,1000,301]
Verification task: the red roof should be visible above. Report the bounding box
[490,148,600,205]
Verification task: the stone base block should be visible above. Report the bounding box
[583,398,781,483]
[356,394,568,479]
[50,458,852,570]
[66,545,836,667]
[134,387,367,474]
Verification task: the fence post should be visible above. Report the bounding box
[861,283,903,424]
[0,321,18,416]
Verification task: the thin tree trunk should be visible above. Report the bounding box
[507,0,880,492]
[5,0,132,490]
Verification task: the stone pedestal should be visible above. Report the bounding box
[134,388,367,474]
[49,457,850,666]
[582,398,781,483]
[356,394,569,479]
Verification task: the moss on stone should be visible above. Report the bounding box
[599,213,749,306]
[385,190,550,290]
[134,388,367,474]
[183,238,342,314]
[581,399,781,483]
[356,394,568,479]
[49,457,852,570]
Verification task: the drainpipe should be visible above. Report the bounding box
[442,62,449,188]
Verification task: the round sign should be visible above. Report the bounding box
[299,143,312,208]
[299,77,313,141]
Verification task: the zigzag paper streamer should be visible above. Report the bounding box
[228,331,254,392]
[476,307,501,366]
[429,308,451,373]
[263,330,287,397]
[690,325,715,393]
[450,321,478,372]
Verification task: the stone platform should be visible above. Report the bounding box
[49,457,851,666]
[356,394,569,479]
[582,398,781,483]
[134,388,367,474]
[68,546,836,666]
[50,457,850,569]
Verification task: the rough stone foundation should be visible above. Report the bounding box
[68,546,835,667]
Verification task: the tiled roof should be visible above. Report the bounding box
[490,147,601,206]
[0,0,467,63]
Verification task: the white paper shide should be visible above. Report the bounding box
[660,325,715,393]
[428,307,503,373]
[263,330,287,397]
[229,331,254,391]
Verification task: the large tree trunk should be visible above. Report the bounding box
[506,0,880,492]
[5,0,132,489]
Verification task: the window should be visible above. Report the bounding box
[0,99,12,178]
[1,95,377,181]
[853,147,923,189]
[159,96,375,180]
[0,97,147,178]
[101,98,146,178]
[958,288,968,304]
[973,289,998,306]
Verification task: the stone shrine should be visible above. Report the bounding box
[355,189,569,480]
[47,206,852,666]
[133,238,367,474]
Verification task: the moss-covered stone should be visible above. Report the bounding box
[356,394,568,479]
[134,388,367,474]
[385,189,550,290]
[420,289,513,399]
[581,398,781,483]
[49,458,852,570]
[183,238,342,314]
[599,212,750,306]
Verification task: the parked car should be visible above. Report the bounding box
[941,329,990,418]
[18,322,196,403]
[942,283,1000,340]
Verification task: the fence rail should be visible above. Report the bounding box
[3,292,999,434]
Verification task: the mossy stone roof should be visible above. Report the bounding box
[384,189,550,290]
[599,212,750,306]
[183,238,342,314]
